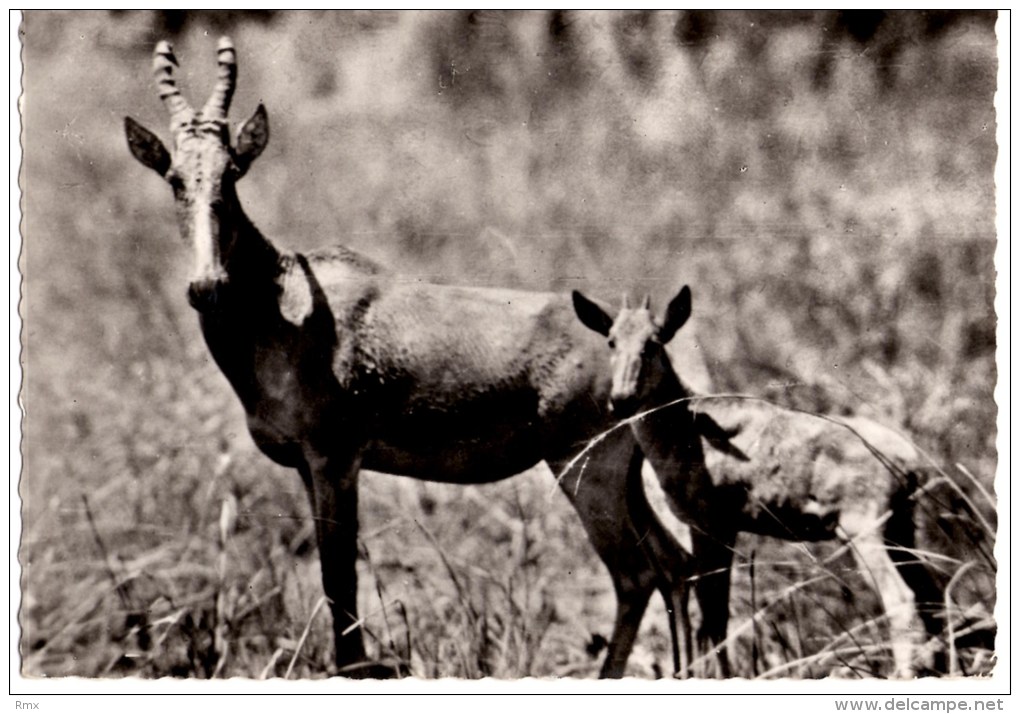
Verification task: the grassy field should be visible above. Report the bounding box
[18,10,999,681]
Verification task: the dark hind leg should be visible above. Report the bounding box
[689,528,735,678]
[549,431,690,678]
[600,576,654,678]
[885,506,947,674]
[549,444,654,679]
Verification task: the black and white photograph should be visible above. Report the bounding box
[14,9,1005,694]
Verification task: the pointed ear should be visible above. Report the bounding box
[235,103,269,176]
[572,290,614,337]
[125,117,171,176]
[659,285,692,344]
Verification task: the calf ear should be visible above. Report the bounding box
[125,117,171,176]
[659,285,692,344]
[572,290,614,337]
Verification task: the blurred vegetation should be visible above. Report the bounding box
[19,10,998,679]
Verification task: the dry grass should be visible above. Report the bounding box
[18,10,998,680]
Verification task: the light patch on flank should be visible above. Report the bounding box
[277,256,314,325]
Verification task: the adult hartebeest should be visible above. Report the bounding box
[125,37,704,678]
[573,286,948,677]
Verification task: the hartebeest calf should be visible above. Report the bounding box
[573,285,947,677]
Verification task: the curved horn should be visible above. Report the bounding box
[202,36,237,121]
[153,40,194,131]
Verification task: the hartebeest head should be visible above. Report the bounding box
[572,286,692,417]
[125,38,269,310]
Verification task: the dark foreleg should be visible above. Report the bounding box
[300,447,392,678]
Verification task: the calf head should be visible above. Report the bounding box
[572,286,692,416]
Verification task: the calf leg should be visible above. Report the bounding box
[691,528,735,678]
[885,508,947,673]
[628,456,694,678]
[842,510,923,678]
[549,432,691,679]
[662,576,694,677]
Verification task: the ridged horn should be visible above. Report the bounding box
[153,40,194,130]
[202,36,237,121]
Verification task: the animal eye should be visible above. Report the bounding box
[607,338,616,349]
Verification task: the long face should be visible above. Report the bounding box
[124,38,268,310]
[167,125,239,300]
[573,286,692,417]
[604,306,669,416]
